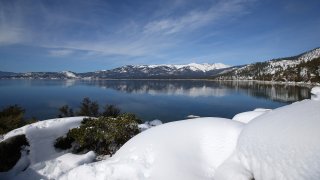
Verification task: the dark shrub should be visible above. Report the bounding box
[55,115,140,155]
[0,105,25,134]
[101,105,121,118]
[58,98,126,119]
[0,134,29,172]
[58,105,74,118]
[54,136,74,150]
[0,105,37,135]
[77,97,100,117]
[80,117,92,125]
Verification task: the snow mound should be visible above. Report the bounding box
[0,117,164,179]
[215,99,320,180]
[61,118,244,180]
[13,151,96,180]
[147,119,162,126]
[0,117,95,180]
[311,86,320,101]
[138,119,163,131]
[187,114,201,118]
[2,117,85,142]
[232,108,271,124]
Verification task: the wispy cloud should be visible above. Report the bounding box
[0,0,28,45]
[48,49,74,57]
[143,0,252,35]
[0,27,25,45]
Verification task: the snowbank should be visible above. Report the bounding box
[311,86,320,101]
[61,118,244,180]
[2,117,86,142]
[138,119,163,131]
[215,99,320,180]
[187,115,201,118]
[0,117,95,180]
[0,117,164,180]
[232,108,271,124]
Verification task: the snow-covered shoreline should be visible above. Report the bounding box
[214,79,320,87]
[1,87,320,180]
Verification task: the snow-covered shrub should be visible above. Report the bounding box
[116,113,142,124]
[0,134,29,172]
[55,114,140,155]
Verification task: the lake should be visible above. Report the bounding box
[0,79,311,122]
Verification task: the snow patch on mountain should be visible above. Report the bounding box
[265,48,320,74]
[131,63,230,73]
[217,48,320,83]
[298,48,320,62]
[61,71,77,78]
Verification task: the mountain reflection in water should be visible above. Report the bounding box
[76,80,311,102]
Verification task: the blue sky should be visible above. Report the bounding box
[0,0,319,72]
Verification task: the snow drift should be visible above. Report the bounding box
[311,86,320,101]
[0,117,95,180]
[232,108,271,124]
[215,90,320,179]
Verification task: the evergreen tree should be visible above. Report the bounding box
[101,104,121,117]
[58,105,74,118]
[0,105,36,134]
[77,97,99,117]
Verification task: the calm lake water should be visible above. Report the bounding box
[0,79,311,122]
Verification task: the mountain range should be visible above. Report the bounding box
[0,63,232,80]
[1,47,319,83]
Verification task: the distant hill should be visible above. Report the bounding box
[0,71,79,80]
[0,71,18,78]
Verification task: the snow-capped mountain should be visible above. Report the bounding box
[82,63,231,79]
[216,48,320,83]
[132,63,230,72]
